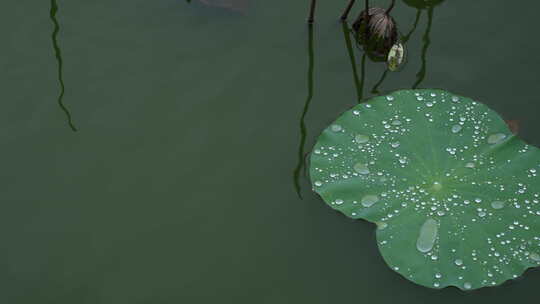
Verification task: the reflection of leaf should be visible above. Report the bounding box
[197,0,249,12]
[310,89,540,290]
[402,0,444,9]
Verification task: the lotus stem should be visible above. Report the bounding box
[340,0,356,20]
[386,0,396,14]
[293,24,316,198]
[341,22,362,102]
[364,0,370,40]
[308,0,317,24]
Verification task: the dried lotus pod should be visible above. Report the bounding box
[352,7,398,61]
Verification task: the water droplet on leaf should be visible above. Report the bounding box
[416,218,438,253]
[487,133,507,144]
[361,195,379,207]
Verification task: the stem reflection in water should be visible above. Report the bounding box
[50,0,77,131]
[293,25,315,199]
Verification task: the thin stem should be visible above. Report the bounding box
[402,9,422,43]
[386,0,396,14]
[342,22,362,102]
[293,25,315,199]
[364,0,370,43]
[371,69,389,94]
[412,6,433,89]
[358,53,367,103]
[308,0,317,24]
[340,0,356,21]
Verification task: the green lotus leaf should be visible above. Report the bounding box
[310,89,540,290]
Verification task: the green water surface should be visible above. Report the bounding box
[2,0,540,302]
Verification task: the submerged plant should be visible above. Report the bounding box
[310,89,540,290]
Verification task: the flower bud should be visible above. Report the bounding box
[387,43,405,71]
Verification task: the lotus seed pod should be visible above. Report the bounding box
[352,7,399,61]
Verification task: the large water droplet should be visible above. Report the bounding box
[455,259,463,266]
[355,134,370,144]
[491,201,505,209]
[465,162,475,168]
[451,125,462,133]
[530,253,540,262]
[377,222,388,230]
[353,162,370,175]
[361,195,379,207]
[464,282,472,289]
[331,124,343,132]
[487,133,507,144]
[416,218,438,253]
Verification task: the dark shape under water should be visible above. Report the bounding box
[293,25,315,199]
[50,0,77,132]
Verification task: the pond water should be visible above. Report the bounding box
[2,0,540,302]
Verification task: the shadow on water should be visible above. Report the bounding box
[293,25,315,199]
[50,0,77,132]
